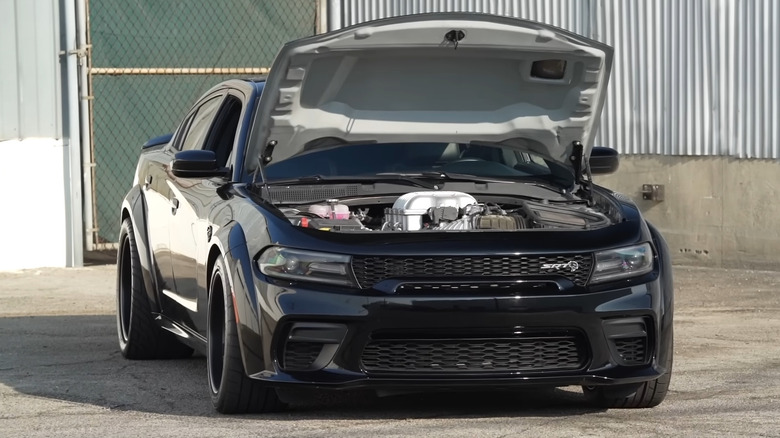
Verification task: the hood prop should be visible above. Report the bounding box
[254,140,277,201]
[570,141,594,206]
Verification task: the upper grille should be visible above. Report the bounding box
[361,335,587,374]
[351,254,593,288]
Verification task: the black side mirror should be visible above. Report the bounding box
[171,150,229,178]
[589,147,619,175]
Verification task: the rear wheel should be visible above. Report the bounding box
[116,218,193,359]
[207,255,285,414]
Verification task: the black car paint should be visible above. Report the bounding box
[121,78,672,395]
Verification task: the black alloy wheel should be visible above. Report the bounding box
[116,218,193,359]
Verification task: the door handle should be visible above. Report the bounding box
[144,175,152,189]
[171,197,180,214]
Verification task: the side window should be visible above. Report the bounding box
[203,95,243,168]
[178,96,223,151]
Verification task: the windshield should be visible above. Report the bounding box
[264,142,574,186]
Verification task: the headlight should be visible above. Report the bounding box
[591,243,654,284]
[257,247,355,287]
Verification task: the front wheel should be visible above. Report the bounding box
[583,345,673,408]
[207,255,284,414]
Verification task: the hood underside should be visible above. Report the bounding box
[252,13,613,170]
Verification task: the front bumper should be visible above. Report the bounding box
[241,276,672,390]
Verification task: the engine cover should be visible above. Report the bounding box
[383,191,477,231]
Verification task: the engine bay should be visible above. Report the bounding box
[279,191,615,232]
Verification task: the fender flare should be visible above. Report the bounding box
[648,222,674,370]
[209,222,267,377]
[121,185,162,313]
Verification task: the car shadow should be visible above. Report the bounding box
[0,314,604,419]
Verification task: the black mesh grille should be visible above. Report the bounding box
[282,342,323,371]
[351,254,593,288]
[614,337,647,365]
[361,335,587,374]
[267,184,360,203]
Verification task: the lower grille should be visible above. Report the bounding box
[282,342,323,371]
[361,335,587,374]
[614,337,647,365]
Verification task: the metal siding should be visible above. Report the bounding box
[328,0,589,35]
[593,0,779,158]
[596,0,724,157]
[328,0,779,158]
[0,0,61,140]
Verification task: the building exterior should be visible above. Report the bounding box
[0,0,84,269]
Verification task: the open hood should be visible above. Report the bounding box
[251,13,613,172]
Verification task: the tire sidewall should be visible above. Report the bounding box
[116,219,134,355]
[207,256,233,408]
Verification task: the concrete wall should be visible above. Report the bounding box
[595,156,780,270]
[0,139,70,270]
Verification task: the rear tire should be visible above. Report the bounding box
[116,218,193,359]
[207,255,285,414]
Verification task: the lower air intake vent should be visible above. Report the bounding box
[282,342,324,371]
[361,334,587,374]
[613,337,647,365]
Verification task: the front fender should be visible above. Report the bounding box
[211,222,266,377]
[649,222,674,371]
[121,185,162,313]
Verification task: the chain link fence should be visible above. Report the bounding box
[87,0,318,246]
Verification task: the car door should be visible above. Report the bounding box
[167,91,245,333]
[142,148,178,295]
[156,92,225,324]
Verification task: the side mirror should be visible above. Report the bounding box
[171,150,229,178]
[589,147,619,175]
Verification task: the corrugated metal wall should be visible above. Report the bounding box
[328,0,590,36]
[593,0,779,158]
[327,0,780,159]
[0,0,62,140]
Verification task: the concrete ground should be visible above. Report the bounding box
[1,263,779,437]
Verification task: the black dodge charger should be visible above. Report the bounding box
[117,13,673,414]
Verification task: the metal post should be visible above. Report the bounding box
[63,0,85,266]
[77,0,96,252]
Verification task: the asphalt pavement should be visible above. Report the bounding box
[1,263,779,437]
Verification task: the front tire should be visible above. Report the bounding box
[207,255,284,414]
[116,218,193,359]
[583,344,673,408]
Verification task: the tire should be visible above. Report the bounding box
[116,218,193,360]
[583,345,673,409]
[207,255,285,414]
